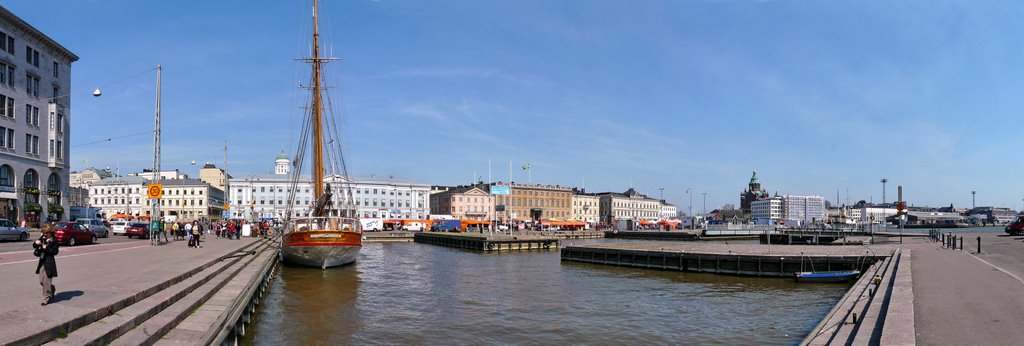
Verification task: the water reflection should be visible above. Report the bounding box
[243,240,848,345]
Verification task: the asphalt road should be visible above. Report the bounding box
[0,230,146,254]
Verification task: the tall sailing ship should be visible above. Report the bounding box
[280,0,362,269]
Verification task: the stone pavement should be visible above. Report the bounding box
[0,236,263,345]
[908,233,1024,346]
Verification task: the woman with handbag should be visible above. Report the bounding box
[32,224,59,305]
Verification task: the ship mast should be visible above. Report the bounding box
[310,0,325,200]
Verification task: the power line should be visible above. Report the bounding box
[72,130,155,148]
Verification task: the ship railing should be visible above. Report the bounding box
[288,216,362,233]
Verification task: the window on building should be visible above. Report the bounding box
[56,140,62,159]
[26,74,39,97]
[52,62,58,78]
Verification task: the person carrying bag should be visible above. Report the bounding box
[32,224,59,305]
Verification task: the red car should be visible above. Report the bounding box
[125,222,150,239]
[52,221,97,246]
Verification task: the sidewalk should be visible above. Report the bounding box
[908,233,1024,345]
[0,236,259,343]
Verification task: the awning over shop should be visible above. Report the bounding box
[23,202,41,212]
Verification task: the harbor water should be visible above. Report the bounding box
[241,239,850,345]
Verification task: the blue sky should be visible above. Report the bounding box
[6,0,1023,212]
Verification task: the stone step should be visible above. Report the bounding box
[157,243,279,344]
[108,240,275,346]
[7,239,269,346]
[46,239,272,346]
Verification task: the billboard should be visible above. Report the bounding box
[491,186,510,195]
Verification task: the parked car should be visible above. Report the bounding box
[125,222,150,239]
[0,219,29,241]
[110,221,130,236]
[75,218,110,238]
[1005,215,1024,235]
[52,221,97,246]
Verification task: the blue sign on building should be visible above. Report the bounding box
[491,186,510,195]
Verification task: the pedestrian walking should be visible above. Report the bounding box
[185,222,194,245]
[190,221,202,248]
[33,224,59,306]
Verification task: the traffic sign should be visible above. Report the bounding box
[223,203,230,210]
[147,184,163,199]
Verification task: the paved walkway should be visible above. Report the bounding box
[906,233,1024,345]
[0,236,259,344]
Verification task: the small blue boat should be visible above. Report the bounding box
[795,270,860,283]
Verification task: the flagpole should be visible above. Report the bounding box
[488,159,492,184]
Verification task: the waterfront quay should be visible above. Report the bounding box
[414,232,559,251]
[0,236,277,345]
[562,242,894,277]
[563,232,1024,344]
[604,230,700,241]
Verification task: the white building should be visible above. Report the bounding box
[89,176,146,218]
[90,176,225,221]
[752,196,784,221]
[0,6,78,226]
[571,192,599,224]
[660,202,678,220]
[129,169,189,180]
[861,207,897,224]
[597,188,663,224]
[228,152,430,220]
[783,195,827,222]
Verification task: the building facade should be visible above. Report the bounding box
[660,202,678,220]
[89,176,146,218]
[198,163,230,193]
[783,195,827,222]
[597,188,662,224]
[571,192,600,224]
[151,178,225,221]
[490,182,572,222]
[69,167,111,188]
[0,7,78,225]
[751,196,784,221]
[228,153,430,220]
[429,186,494,220]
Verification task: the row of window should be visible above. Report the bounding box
[0,164,61,190]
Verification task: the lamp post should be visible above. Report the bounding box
[971,191,976,209]
[686,188,692,229]
[150,65,162,245]
[880,178,888,206]
[702,192,707,216]
[659,187,664,201]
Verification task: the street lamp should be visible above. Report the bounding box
[686,188,692,229]
[971,191,976,209]
[880,178,888,206]
[702,192,707,216]
[659,187,664,201]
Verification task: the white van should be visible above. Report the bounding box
[402,222,425,232]
[359,218,384,232]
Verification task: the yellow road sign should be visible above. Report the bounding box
[147,184,163,199]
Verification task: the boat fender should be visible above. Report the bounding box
[872,275,881,285]
[487,243,494,250]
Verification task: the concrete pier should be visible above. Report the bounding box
[562,242,893,277]
[0,236,279,345]
[415,232,558,251]
[603,230,700,241]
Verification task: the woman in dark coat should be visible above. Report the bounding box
[33,224,59,305]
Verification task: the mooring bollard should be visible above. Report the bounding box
[959,237,963,251]
[941,233,946,247]
[977,236,982,254]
